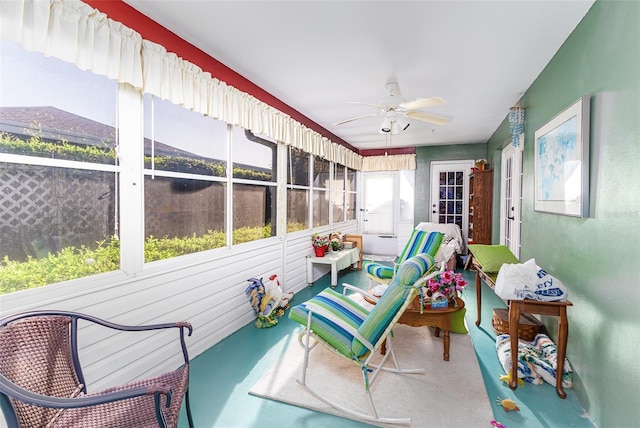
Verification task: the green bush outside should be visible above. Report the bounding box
[0,133,272,181]
[0,133,285,294]
[0,225,277,294]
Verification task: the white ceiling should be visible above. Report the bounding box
[124,0,594,152]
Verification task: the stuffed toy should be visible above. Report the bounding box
[245,275,294,328]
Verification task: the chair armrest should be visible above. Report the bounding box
[1,311,193,369]
[1,311,192,336]
[341,283,373,298]
[0,373,173,410]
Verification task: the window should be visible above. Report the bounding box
[346,167,357,220]
[0,38,361,296]
[332,164,345,223]
[0,41,119,293]
[231,126,277,244]
[286,146,310,232]
[143,95,227,261]
[312,157,330,228]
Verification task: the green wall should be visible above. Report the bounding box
[485,1,640,426]
[415,143,487,225]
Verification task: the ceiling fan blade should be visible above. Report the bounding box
[348,101,387,110]
[334,112,381,126]
[405,110,451,126]
[399,96,447,111]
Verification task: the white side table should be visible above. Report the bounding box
[306,247,360,288]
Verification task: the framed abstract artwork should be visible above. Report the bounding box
[534,95,590,217]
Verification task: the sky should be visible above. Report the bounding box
[0,40,270,168]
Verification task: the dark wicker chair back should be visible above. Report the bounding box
[0,311,194,428]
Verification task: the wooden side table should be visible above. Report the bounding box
[508,299,573,398]
[400,297,465,362]
[470,255,573,398]
[368,294,465,362]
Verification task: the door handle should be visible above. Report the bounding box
[507,216,515,220]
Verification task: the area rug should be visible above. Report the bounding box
[249,323,494,427]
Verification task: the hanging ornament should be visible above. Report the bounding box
[508,102,525,147]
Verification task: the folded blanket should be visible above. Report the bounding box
[496,333,572,388]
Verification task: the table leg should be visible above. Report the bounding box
[443,330,450,361]
[306,257,313,285]
[508,302,521,391]
[556,306,569,398]
[475,271,482,326]
[330,262,337,288]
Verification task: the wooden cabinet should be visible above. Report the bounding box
[468,170,493,245]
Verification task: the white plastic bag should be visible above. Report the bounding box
[494,258,538,300]
[530,266,568,301]
[495,258,568,301]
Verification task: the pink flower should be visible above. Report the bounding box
[441,270,454,283]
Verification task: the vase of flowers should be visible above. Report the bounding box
[311,233,329,257]
[424,270,467,308]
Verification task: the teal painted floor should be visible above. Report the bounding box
[178,266,595,427]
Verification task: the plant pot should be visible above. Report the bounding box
[313,245,327,257]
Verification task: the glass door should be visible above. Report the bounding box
[430,161,474,243]
[500,140,523,258]
[360,171,397,256]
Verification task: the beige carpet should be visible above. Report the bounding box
[249,323,494,427]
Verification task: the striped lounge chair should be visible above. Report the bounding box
[289,253,445,425]
[363,229,444,288]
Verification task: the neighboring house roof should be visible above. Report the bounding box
[0,106,196,158]
[0,106,115,148]
[0,106,270,174]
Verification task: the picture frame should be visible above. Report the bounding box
[534,95,590,217]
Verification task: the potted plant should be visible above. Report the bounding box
[328,232,343,252]
[475,159,488,171]
[330,236,341,252]
[311,233,329,257]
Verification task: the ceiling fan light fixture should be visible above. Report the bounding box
[379,117,392,134]
[397,118,410,131]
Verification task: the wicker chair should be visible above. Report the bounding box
[0,310,194,428]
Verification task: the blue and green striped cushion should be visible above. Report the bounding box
[363,231,443,282]
[363,261,394,279]
[397,230,444,263]
[288,287,370,357]
[351,253,434,358]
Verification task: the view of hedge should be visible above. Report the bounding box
[0,133,302,295]
[0,225,275,294]
[0,133,272,181]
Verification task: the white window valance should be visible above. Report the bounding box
[362,154,416,171]
[1,0,144,88]
[1,0,414,172]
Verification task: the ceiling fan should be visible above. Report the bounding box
[334,81,450,134]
